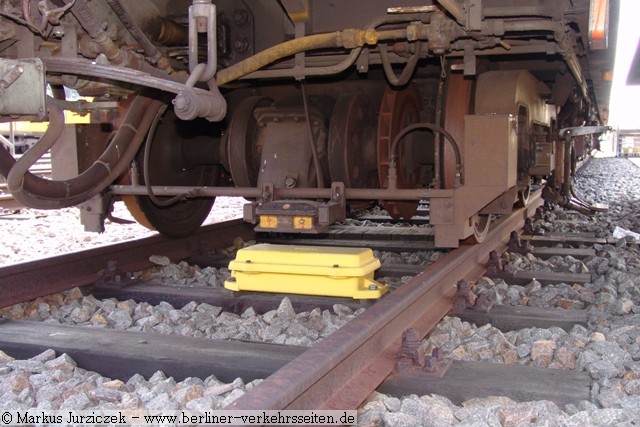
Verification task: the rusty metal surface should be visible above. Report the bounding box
[225,96,273,188]
[442,73,473,189]
[227,191,543,411]
[328,93,378,188]
[0,219,255,309]
[377,85,422,219]
[0,193,22,210]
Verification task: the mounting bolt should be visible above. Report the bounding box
[233,9,249,26]
[284,176,297,188]
[52,26,65,38]
[173,94,191,113]
[233,37,250,53]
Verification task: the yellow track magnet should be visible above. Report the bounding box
[224,243,388,299]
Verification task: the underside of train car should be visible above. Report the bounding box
[0,0,617,247]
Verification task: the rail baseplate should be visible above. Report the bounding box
[224,243,388,299]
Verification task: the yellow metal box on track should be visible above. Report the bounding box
[224,243,388,299]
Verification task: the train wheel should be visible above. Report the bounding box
[226,96,273,188]
[123,108,218,238]
[377,85,422,219]
[328,93,378,188]
[467,213,491,243]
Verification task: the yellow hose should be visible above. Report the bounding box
[214,28,408,86]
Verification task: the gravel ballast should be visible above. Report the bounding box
[2,158,640,425]
[0,197,245,266]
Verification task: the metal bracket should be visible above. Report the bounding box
[79,193,107,233]
[465,0,482,31]
[507,230,533,255]
[261,182,275,203]
[95,260,135,288]
[559,125,611,139]
[452,279,476,314]
[395,328,452,378]
[188,0,217,82]
[395,328,425,373]
[0,58,46,121]
[486,250,504,276]
[463,47,476,76]
[318,182,346,225]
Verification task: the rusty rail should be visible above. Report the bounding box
[0,219,255,308]
[227,192,542,410]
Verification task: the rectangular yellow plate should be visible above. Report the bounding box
[259,215,279,229]
[293,216,313,230]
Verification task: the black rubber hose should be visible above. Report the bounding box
[1,93,163,209]
[378,41,421,86]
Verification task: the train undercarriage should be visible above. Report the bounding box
[0,0,615,247]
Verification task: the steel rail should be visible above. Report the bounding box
[0,193,22,210]
[0,219,254,309]
[227,191,542,410]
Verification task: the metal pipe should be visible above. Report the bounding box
[241,48,363,81]
[436,0,465,24]
[502,20,558,33]
[561,50,589,100]
[242,41,556,81]
[109,184,455,201]
[235,13,428,82]
[433,76,446,188]
[390,122,463,186]
[483,6,561,19]
[378,41,421,86]
[562,137,573,196]
[215,27,409,86]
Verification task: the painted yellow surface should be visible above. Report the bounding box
[0,102,92,136]
[224,243,388,299]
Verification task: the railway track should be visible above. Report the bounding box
[0,218,255,309]
[1,178,636,417]
[0,191,558,401]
